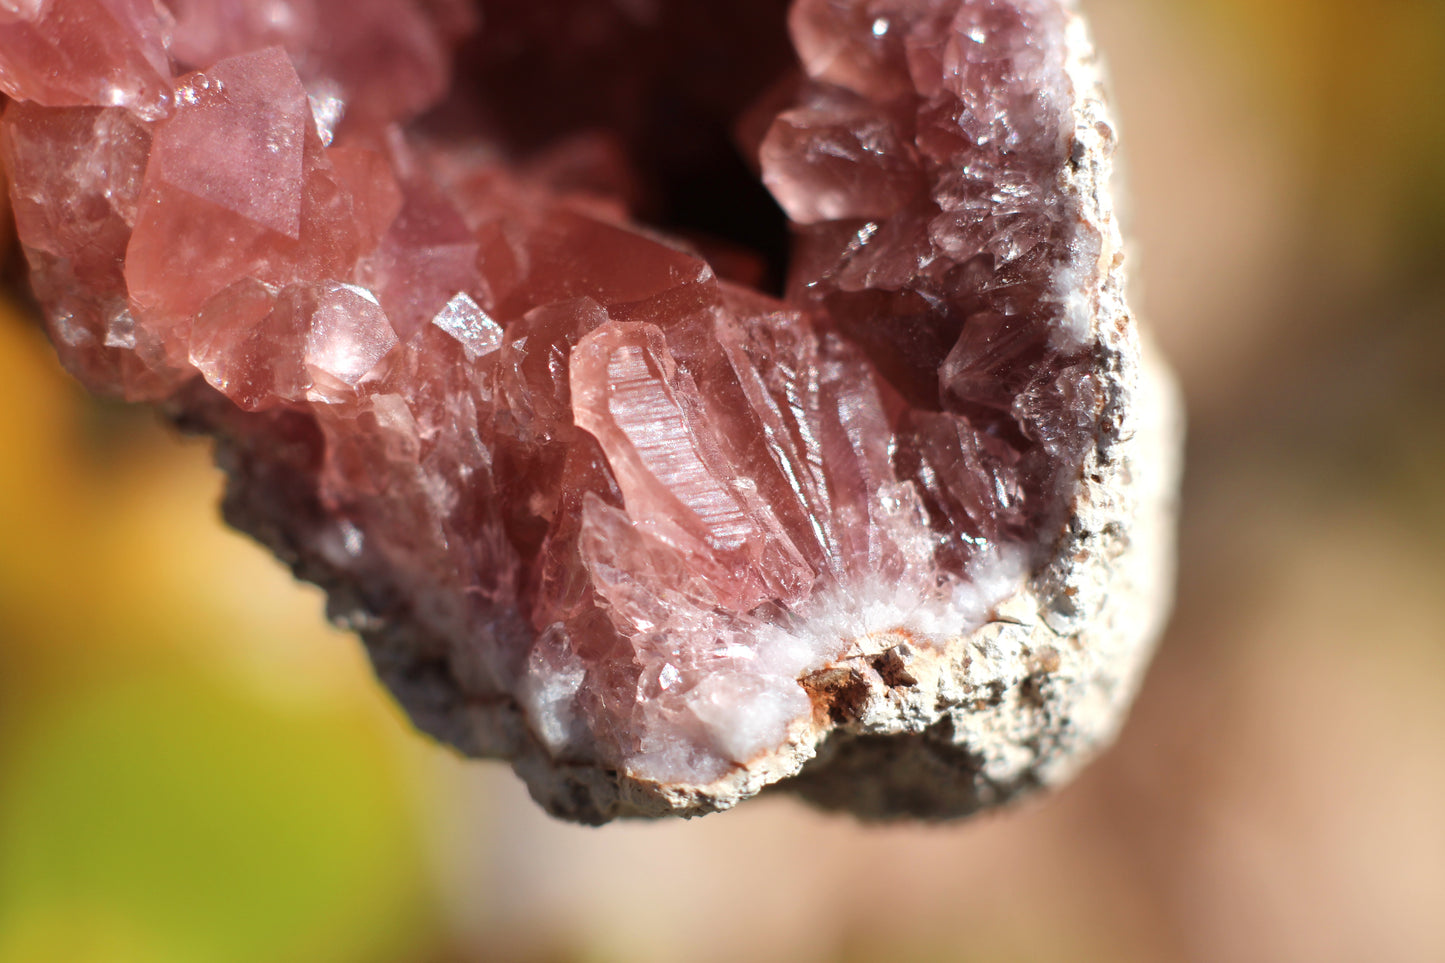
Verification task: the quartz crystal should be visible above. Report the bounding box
[0,0,1180,820]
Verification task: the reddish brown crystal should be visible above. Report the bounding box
[1,0,1114,793]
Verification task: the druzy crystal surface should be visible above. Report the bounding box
[1,0,1114,793]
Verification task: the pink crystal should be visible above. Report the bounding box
[1,0,1115,806]
[166,0,468,128]
[153,49,309,239]
[0,0,173,120]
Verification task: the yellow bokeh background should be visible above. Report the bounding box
[0,305,441,962]
[2,1,1443,960]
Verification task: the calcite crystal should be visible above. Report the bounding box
[1,0,1180,820]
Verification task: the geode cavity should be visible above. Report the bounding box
[0,0,1180,821]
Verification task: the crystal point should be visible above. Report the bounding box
[157,50,309,239]
[1,0,1177,822]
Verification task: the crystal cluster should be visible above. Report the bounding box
[0,0,1119,799]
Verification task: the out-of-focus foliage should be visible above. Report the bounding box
[0,317,442,963]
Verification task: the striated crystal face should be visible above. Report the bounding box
[1,0,1106,787]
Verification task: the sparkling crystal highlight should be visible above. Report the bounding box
[1,0,1111,790]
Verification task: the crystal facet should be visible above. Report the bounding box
[0,0,1175,821]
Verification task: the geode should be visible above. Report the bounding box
[0,0,1180,821]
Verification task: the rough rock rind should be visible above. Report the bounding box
[192,3,1180,822]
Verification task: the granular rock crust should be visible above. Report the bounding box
[0,0,1180,821]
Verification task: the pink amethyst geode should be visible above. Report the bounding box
[0,0,1180,820]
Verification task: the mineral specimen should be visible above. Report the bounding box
[0,0,1180,821]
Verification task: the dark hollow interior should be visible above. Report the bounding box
[434,0,799,293]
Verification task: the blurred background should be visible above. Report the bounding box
[1,0,1443,960]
